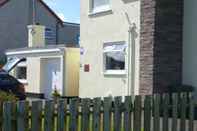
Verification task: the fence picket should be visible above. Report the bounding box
[92,98,101,131]
[133,95,142,131]
[103,97,112,131]
[180,93,187,131]
[124,96,132,131]
[81,98,90,131]
[17,101,29,131]
[189,93,194,131]
[0,101,2,131]
[162,94,169,131]
[153,94,160,131]
[172,94,178,131]
[69,99,78,131]
[31,101,42,131]
[57,99,66,131]
[114,97,122,131]
[144,95,151,131]
[44,100,54,131]
[2,102,12,131]
[0,93,196,131]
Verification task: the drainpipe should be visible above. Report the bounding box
[125,12,136,96]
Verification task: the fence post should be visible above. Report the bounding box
[31,101,43,131]
[57,99,66,131]
[180,93,187,131]
[44,100,55,131]
[144,95,151,131]
[103,97,112,131]
[133,95,142,131]
[189,93,194,131]
[92,98,101,131]
[17,101,29,131]
[153,94,160,131]
[172,93,178,131]
[81,98,90,131]
[0,101,2,131]
[69,99,78,131]
[2,102,12,131]
[124,96,132,131]
[114,97,122,131]
[162,94,169,131]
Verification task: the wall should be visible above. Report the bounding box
[140,0,183,94]
[80,0,141,98]
[27,57,41,93]
[0,0,29,59]
[183,0,197,95]
[58,23,80,45]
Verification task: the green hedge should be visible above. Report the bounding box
[0,91,18,103]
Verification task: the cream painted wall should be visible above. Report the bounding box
[27,57,41,93]
[183,0,197,97]
[80,0,141,98]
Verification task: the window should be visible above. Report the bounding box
[90,0,110,14]
[15,62,27,84]
[103,42,126,75]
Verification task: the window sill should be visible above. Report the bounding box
[89,8,112,17]
[103,70,126,76]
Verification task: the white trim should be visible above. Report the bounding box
[6,49,61,56]
[103,42,126,75]
[89,0,111,15]
[103,70,126,76]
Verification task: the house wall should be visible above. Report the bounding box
[140,0,183,94]
[0,0,79,61]
[58,23,80,45]
[183,0,197,95]
[35,1,80,45]
[80,0,141,98]
[0,0,29,59]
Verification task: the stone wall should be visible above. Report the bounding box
[140,0,183,94]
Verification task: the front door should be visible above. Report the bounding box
[41,58,62,99]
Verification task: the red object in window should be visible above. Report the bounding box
[84,64,90,72]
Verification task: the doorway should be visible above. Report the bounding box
[40,58,62,99]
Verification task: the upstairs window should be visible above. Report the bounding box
[90,0,110,14]
[103,42,126,75]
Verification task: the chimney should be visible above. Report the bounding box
[28,25,45,47]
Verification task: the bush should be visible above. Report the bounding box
[167,85,195,93]
[0,91,18,103]
[52,88,61,100]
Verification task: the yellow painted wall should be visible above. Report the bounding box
[64,48,80,96]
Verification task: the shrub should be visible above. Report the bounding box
[52,88,61,100]
[0,91,18,103]
[167,85,195,93]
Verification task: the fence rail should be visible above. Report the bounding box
[0,93,197,131]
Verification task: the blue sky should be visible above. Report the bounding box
[44,0,80,24]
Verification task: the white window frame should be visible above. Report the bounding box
[103,42,127,75]
[90,0,111,14]
[15,62,27,84]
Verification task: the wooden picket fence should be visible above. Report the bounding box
[0,93,196,131]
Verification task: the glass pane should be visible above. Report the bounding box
[105,52,125,70]
[16,67,27,79]
[93,0,109,8]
